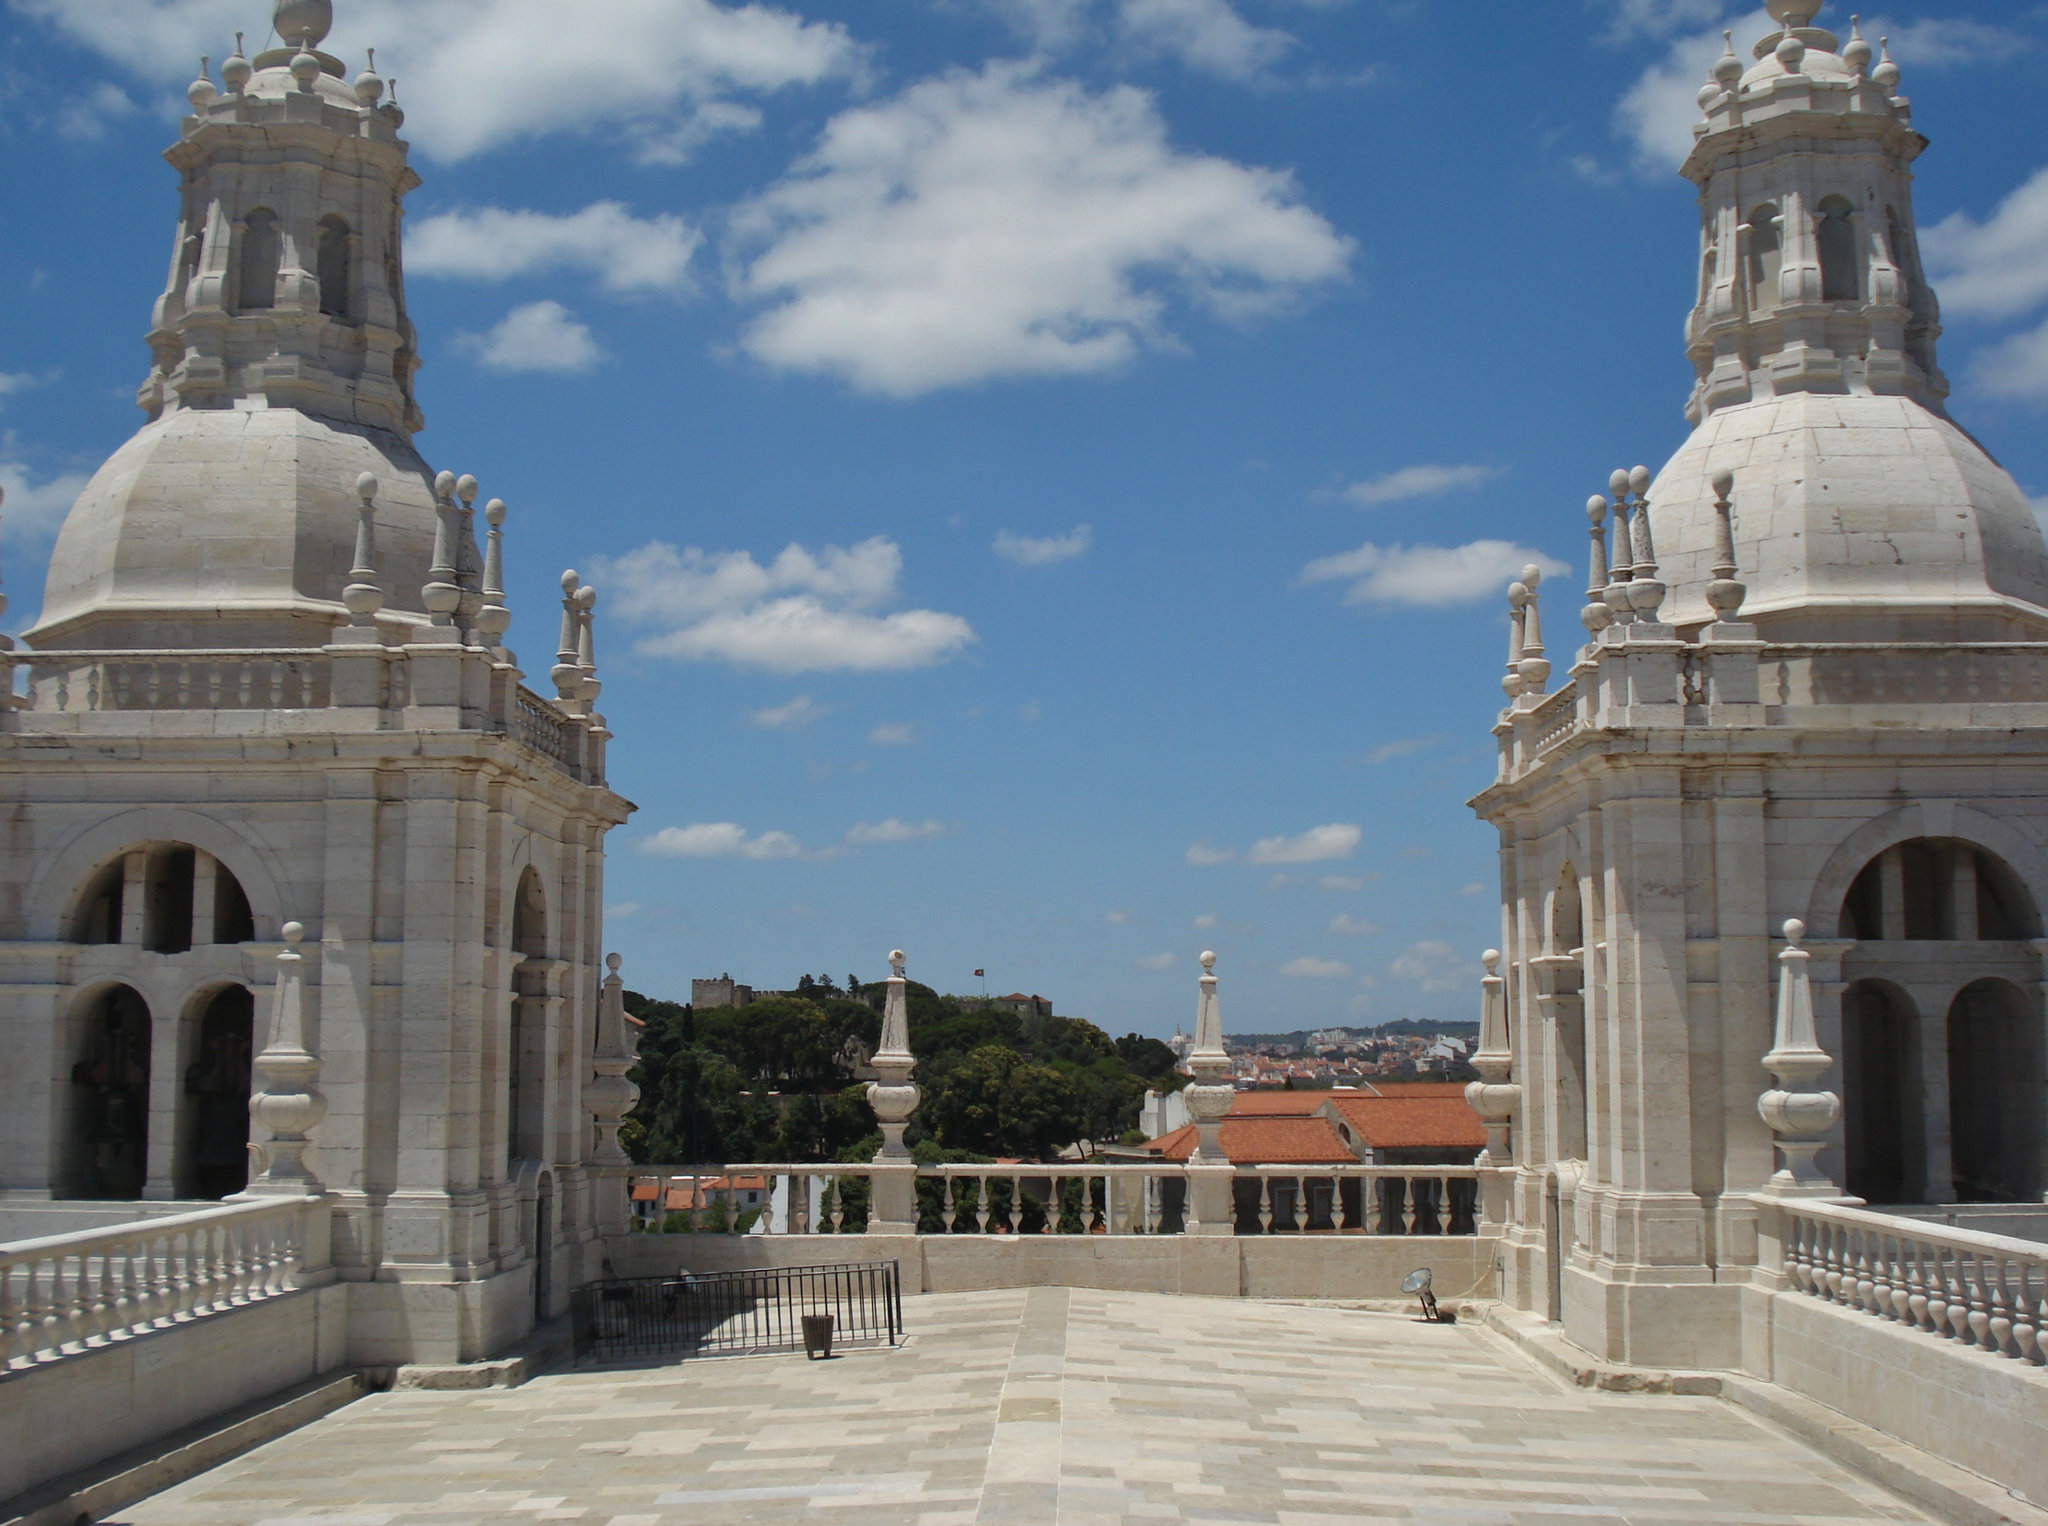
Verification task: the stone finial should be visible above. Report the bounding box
[1503,580,1528,701]
[1872,35,1899,92]
[1517,564,1550,694]
[551,570,583,703]
[1714,30,1743,88]
[1464,949,1519,1171]
[188,57,217,110]
[423,472,461,627]
[574,582,601,708]
[355,48,385,106]
[588,951,640,1168]
[1581,495,1613,638]
[223,33,251,93]
[868,947,920,1161]
[1603,470,1636,625]
[246,921,328,1194]
[1765,0,1822,26]
[1843,16,1871,77]
[1759,918,1843,1195]
[290,43,321,91]
[1706,468,1747,622]
[1625,465,1666,622]
[1185,950,1233,1165]
[476,499,511,647]
[343,472,383,627]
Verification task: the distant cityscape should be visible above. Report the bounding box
[1166,1022,1482,1088]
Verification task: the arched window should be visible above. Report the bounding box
[1840,838,2035,941]
[239,208,279,311]
[65,985,152,1199]
[1817,195,1860,302]
[180,986,254,1199]
[68,845,256,947]
[317,215,351,318]
[1745,204,1782,311]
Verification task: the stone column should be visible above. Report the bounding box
[866,950,920,1233]
[1757,920,1844,1197]
[1465,950,1520,1230]
[1184,951,1236,1235]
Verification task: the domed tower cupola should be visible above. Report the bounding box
[1683,0,1941,420]
[1633,0,2048,643]
[27,0,446,652]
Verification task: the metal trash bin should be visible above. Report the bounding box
[801,1313,835,1359]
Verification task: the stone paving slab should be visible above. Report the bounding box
[107,1289,1937,1525]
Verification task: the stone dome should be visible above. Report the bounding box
[1647,394,2048,642]
[27,410,438,651]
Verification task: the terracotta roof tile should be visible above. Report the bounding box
[1327,1093,1485,1150]
[1145,1117,1358,1164]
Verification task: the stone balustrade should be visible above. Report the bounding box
[1777,1198,2046,1364]
[634,1162,1484,1238]
[0,1195,325,1374]
[1,647,600,785]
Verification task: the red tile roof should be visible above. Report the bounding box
[1327,1092,1485,1150]
[1216,1090,1333,1116]
[1145,1117,1359,1165]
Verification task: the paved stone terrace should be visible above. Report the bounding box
[110,1288,1935,1525]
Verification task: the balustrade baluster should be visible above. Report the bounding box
[208,662,223,707]
[29,1256,59,1363]
[145,662,161,708]
[1852,1232,1875,1313]
[1,1263,29,1369]
[1401,1178,1418,1236]
[1954,1254,1984,1343]
[237,664,252,708]
[1042,1177,1060,1235]
[829,1179,845,1234]
[1868,1232,1894,1318]
[1926,1245,1953,1335]
[973,1175,992,1234]
[2020,1273,2045,1366]
[176,661,192,708]
[56,1253,89,1353]
[1144,1174,1162,1235]
[1989,1258,2017,1358]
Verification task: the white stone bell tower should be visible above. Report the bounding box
[1472,0,2048,1371]
[0,0,636,1365]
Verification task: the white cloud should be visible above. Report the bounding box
[1340,464,1497,507]
[1185,841,1236,866]
[1136,951,1177,971]
[751,694,826,728]
[1389,938,1466,994]
[1459,882,1487,896]
[994,525,1093,566]
[1300,540,1568,608]
[1105,909,1132,924]
[1598,0,1726,42]
[845,816,946,844]
[1925,167,2048,323]
[868,721,919,747]
[1881,18,2036,69]
[462,301,603,374]
[1192,913,1218,929]
[1612,12,1769,177]
[1316,874,1366,892]
[595,535,975,673]
[0,373,39,406]
[1280,956,1352,979]
[609,901,643,918]
[730,62,1351,396]
[1116,0,1294,81]
[1327,914,1381,937]
[17,0,861,164]
[0,460,91,539]
[55,80,138,142]
[1246,823,1360,865]
[642,821,803,859]
[1972,316,2048,405]
[1358,735,1438,766]
[409,203,701,293]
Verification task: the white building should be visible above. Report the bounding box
[0,0,635,1366]
[1472,0,2048,1369]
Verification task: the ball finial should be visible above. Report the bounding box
[1783,918,1806,944]
[606,951,623,973]
[1711,468,1735,499]
[1586,494,1608,525]
[1765,0,1823,28]
[354,471,378,504]
[1482,948,1500,973]
[1629,465,1651,497]
[273,0,333,48]
[1521,563,1542,589]
[1200,950,1216,970]
[484,497,506,527]
[1609,468,1631,500]
[561,568,581,594]
[282,920,305,944]
[456,474,478,505]
[433,470,456,501]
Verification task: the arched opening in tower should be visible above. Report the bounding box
[64,985,153,1200]
[179,985,255,1200]
[1840,979,1917,1204]
[1947,979,2046,1203]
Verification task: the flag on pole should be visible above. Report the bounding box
[973,969,984,977]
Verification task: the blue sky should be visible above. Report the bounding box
[5,0,2048,1037]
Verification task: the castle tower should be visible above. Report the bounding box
[0,0,635,1364]
[1472,0,2048,1370]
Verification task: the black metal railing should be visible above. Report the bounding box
[570,1260,903,1365]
